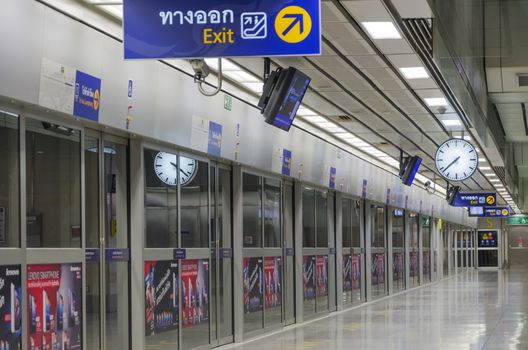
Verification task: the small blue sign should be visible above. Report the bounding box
[123,0,321,59]
[282,149,292,176]
[329,167,336,189]
[483,207,510,218]
[73,70,101,122]
[362,179,368,199]
[85,249,100,262]
[220,248,233,259]
[105,248,130,261]
[128,79,134,98]
[208,121,223,157]
[285,248,295,257]
[173,248,187,260]
[453,192,496,207]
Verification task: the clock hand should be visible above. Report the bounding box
[442,156,460,172]
[170,162,177,168]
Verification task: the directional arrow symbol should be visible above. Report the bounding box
[282,13,304,36]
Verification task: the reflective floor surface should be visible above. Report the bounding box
[224,269,528,350]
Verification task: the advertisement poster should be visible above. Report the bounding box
[264,257,282,309]
[423,251,430,275]
[181,260,209,327]
[410,252,418,277]
[207,121,223,157]
[281,149,292,176]
[0,265,21,350]
[371,254,385,285]
[144,260,179,337]
[73,70,101,122]
[393,253,404,280]
[351,254,361,290]
[27,264,82,350]
[302,256,316,300]
[316,256,328,298]
[243,258,263,313]
[343,255,352,292]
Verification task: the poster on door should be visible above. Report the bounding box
[377,254,385,284]
[410,252,418,277]
[181,260,209,327]
[423,251,430,274]
[0,265,21,350]
[302,256,316,300]
[264,257,282,309]
[371,254,378,285]
[316,256,328,298]
[144,260,179,337]
[27,263,82,350]
[243,258,263,313]
[343,254,352,292]
[351,254,361,290]
[393,253,404,280]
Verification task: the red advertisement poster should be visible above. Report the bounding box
[27,264,82,350]
[181,260,209,328]
[410,252,418,277]
[0,265,21,350]
[316,256,328,298]
[423,251,430,274]
[377,254,385,284]
[351,254,360,290]
[393,253,404,280]
[264,257,281,309]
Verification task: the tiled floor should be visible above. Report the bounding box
[226,269,528,350]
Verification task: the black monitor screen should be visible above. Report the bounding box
[468,206,484,217]
[261,67,311,131]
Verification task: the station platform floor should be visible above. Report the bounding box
[225,269,528,350]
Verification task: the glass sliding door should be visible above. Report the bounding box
[391,209,405,293]
[370,205,387,299]
[342,197,364,306]
[85,132,130,350]
[408,213,419,288]
[422,216,431,283]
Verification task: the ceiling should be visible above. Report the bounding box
[41,0,518,208]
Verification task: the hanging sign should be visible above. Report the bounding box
[123,0,321,59]
[453,192,496,207]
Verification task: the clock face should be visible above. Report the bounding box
[435,139,478,182]
[154,152,198,186]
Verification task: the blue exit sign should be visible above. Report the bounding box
[123,0,321,59]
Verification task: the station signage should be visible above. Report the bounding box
[506,215,528,225]
[453,192,496,207]
[482,207,510,218]
[123,0,321,59]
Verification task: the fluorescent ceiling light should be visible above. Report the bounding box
[399,67,429,79]
[425,97,448,107]
[479,158,486,162]
[479,166,491,170]
[316,122,338,129]
[489,179,500,183]
[304,116,327,123]
[441,119,461,127]
[297,107,318,116]
[328,126,346,133]
[484,173,496,177]
[362,22,401,39]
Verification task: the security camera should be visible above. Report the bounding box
[424,181,435,195]
[189,59,210,80]
[437,106,447,114]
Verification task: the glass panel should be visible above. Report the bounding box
[144,260,179,349]
[144,149,178,248]
[0,112,19,247]
[351,200,361,248]
[422,216,431,282]
[351,254,361,302]
[218,168,233,341]
[316,192,328,248]
[263,178,281,247]
[105,262,129,350]
[409,214,419,287]
[181,158,209,248]
[104,141,128,248]
[243,257,263,333]
[283,183,295,325]
[243,173,262,248]
[264,256,282,327]
[302,188,315,247]
[181,259,210,349]
[370,253,386,298]
[86,263,100,350]
[85,136,99,248]
[371,206,385,248]
[302,255,316,317]
[26,119,81,248]
[316,255,328,313]
[393,252,404,292]
[392,210,404,248]
[342,199,352,248]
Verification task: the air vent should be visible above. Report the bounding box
[518,75,528,87]
[402,18,433,59]
[494,166,506,183]
[328,115,353,122]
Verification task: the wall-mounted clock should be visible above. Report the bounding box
[154,152,198,186]
[435,138,478,182]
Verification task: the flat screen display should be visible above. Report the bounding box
[468,206,484,217]
[260,67,311,131]
[401,156,422,186]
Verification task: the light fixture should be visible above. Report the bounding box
[425,97,448,107]
[489,179,500,183]
[441,119,462,127]
[361,22,402,39]
[304,116,327,123]
[484,173,496,177]
[479,166,491,170]
[399,67,429,79]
